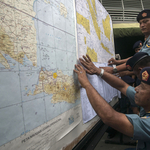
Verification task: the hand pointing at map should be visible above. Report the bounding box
[79,55,101,75]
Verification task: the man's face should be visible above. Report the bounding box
[134,82,150,107]
[139,18,150,35]
[134,47,142,53]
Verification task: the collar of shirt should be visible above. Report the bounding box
[141,111,150,118]
[143,35,150,46]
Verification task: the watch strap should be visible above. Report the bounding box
[99,69,104,77]
[113,65,117,73]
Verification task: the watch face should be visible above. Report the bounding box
[113,68,117,73]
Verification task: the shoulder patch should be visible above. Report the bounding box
[142,70,149,81]
[141,116,150,119]
[126,65,132,71]
[146,39,150,48]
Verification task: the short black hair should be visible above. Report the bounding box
[134,56,150,70]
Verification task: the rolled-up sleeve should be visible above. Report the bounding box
[126,86,137,106]
[126,114,150,142]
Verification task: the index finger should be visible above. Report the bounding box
[75,64,81,71]
[80,59,89,69]
[108,58,113,63]
[82,55,90,63]
[86,54,92,62]
[108,62,113,65]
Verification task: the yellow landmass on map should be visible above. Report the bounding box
[101,43,113,56]
[86,46,97,62]
[92,0,97,15]
[0,52,10,69]
[44,0,50,4]
[0,1,37,68]
[87,0,101,40]
[76,12,90,34]
[0,26,17,68]
[2,0,36,16]
[102,15,111,41]
[53,72,57,79]
[60,3,67,18]
[28,69,80,103]
[84,37,86,44]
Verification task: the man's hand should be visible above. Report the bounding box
[108,58,119,65]
[79,55,100,75]
[74,64,91,88]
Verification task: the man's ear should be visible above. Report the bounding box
[138,67,143,72]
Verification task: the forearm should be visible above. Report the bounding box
[117,57,131,65]
[100,70,129,95]
[85,84,134,137]
[122,71,134,76]
[116,63,127,72]
[118,70,134,77]
[102,61,130,74]
[85,84,115,121]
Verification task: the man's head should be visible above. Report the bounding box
[134,67,150,109]
[137,9,150,37]
[126,52,150,79]
[133,40,143,53]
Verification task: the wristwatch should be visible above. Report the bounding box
[113,65,117,73]
[99,68,104,77]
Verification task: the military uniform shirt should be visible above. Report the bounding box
[126,113,150,150]
[126,86,136,106]
[139,35,150,55]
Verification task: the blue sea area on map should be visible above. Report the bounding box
[0,0,80,147]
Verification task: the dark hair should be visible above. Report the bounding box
[134,56,150,70]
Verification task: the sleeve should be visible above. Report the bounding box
[140,36,150,55]
[126,114,150,141]
[126,86,138,107]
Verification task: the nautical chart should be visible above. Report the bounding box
[0,0,80,147]
[0,0,116,149]
[76,0,115,62]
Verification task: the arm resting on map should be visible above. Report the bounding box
[100,56,132,74]
[101,70,130,95]
[100,62,128,74]
[74,64,134,137]
[108,57,131,65]
[79,55,129,96]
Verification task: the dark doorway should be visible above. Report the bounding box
[114,35,144,59]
